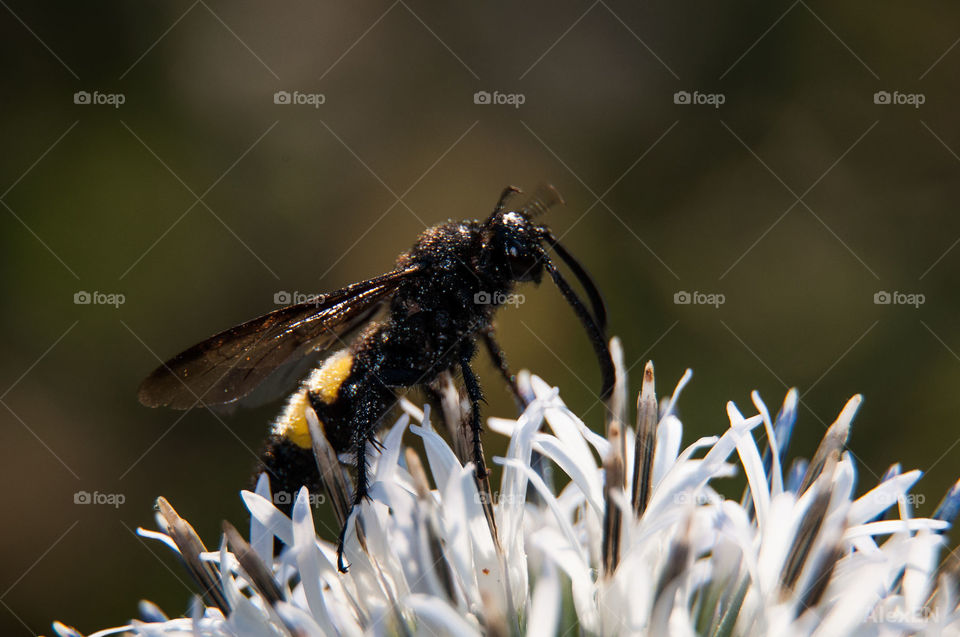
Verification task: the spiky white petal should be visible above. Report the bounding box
[61,348,960,637]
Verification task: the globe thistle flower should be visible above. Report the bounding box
[54,339,960,636]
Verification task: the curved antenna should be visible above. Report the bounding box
[494,185,522,214]
[538,247,615,400]
[539,228,607,331]
[519,184,565,218]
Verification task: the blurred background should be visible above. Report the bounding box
[2,2,959,633]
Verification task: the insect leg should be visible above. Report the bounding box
[336,412,373,573]
[538,249,615,401]
[458,345,488,479]
[481,327,555,494]
[334,359,391,573]
[480,327,525,410]
[539,228,607,331]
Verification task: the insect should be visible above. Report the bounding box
[138,185,614,571]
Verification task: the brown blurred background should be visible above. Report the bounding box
[2,2,959,633]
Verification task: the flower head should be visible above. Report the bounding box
[56,339,960,636]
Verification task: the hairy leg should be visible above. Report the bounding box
[481,326,525,410]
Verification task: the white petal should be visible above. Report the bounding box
[241,491,294,546]
[902,531,944,613]
[274,601,326,637]
[496,401,543,612]
[530,376,606,476]
[751,391,784,497]
[496,457,585,563]
[250,474,274,565]
[373,412,409,484]
[136,528,180,554]
[443,463,504,613]
[847,470,922,525]
[728,401,771,534]
[219,538,275,636]
[662,368,693,420]
[405,594,481,636]
[532,433,603,514]
[652,414,683,488]
[532,526,599,634]
[526,562,561,637]
[432,460,481,609]
[291,488,338,634]
[411,422,462,493]
[845,519,949,539]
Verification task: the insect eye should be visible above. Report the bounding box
[504,240,541,281]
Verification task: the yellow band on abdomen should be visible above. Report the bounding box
[271,349,354,449]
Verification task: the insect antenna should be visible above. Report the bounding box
[494,185,523,214]
[537,248,616,400]
[519,184,565,218]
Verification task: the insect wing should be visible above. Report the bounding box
[138,267,417,409]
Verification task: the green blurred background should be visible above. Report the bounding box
[2,2,959,633]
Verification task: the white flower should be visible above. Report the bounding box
[55,339,960,636]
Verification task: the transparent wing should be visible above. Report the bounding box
[138,267,416,409]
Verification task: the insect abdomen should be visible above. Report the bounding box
[271,349,355,449]
[258,349,357,506]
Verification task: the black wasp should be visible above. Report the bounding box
[139,185,614,571]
